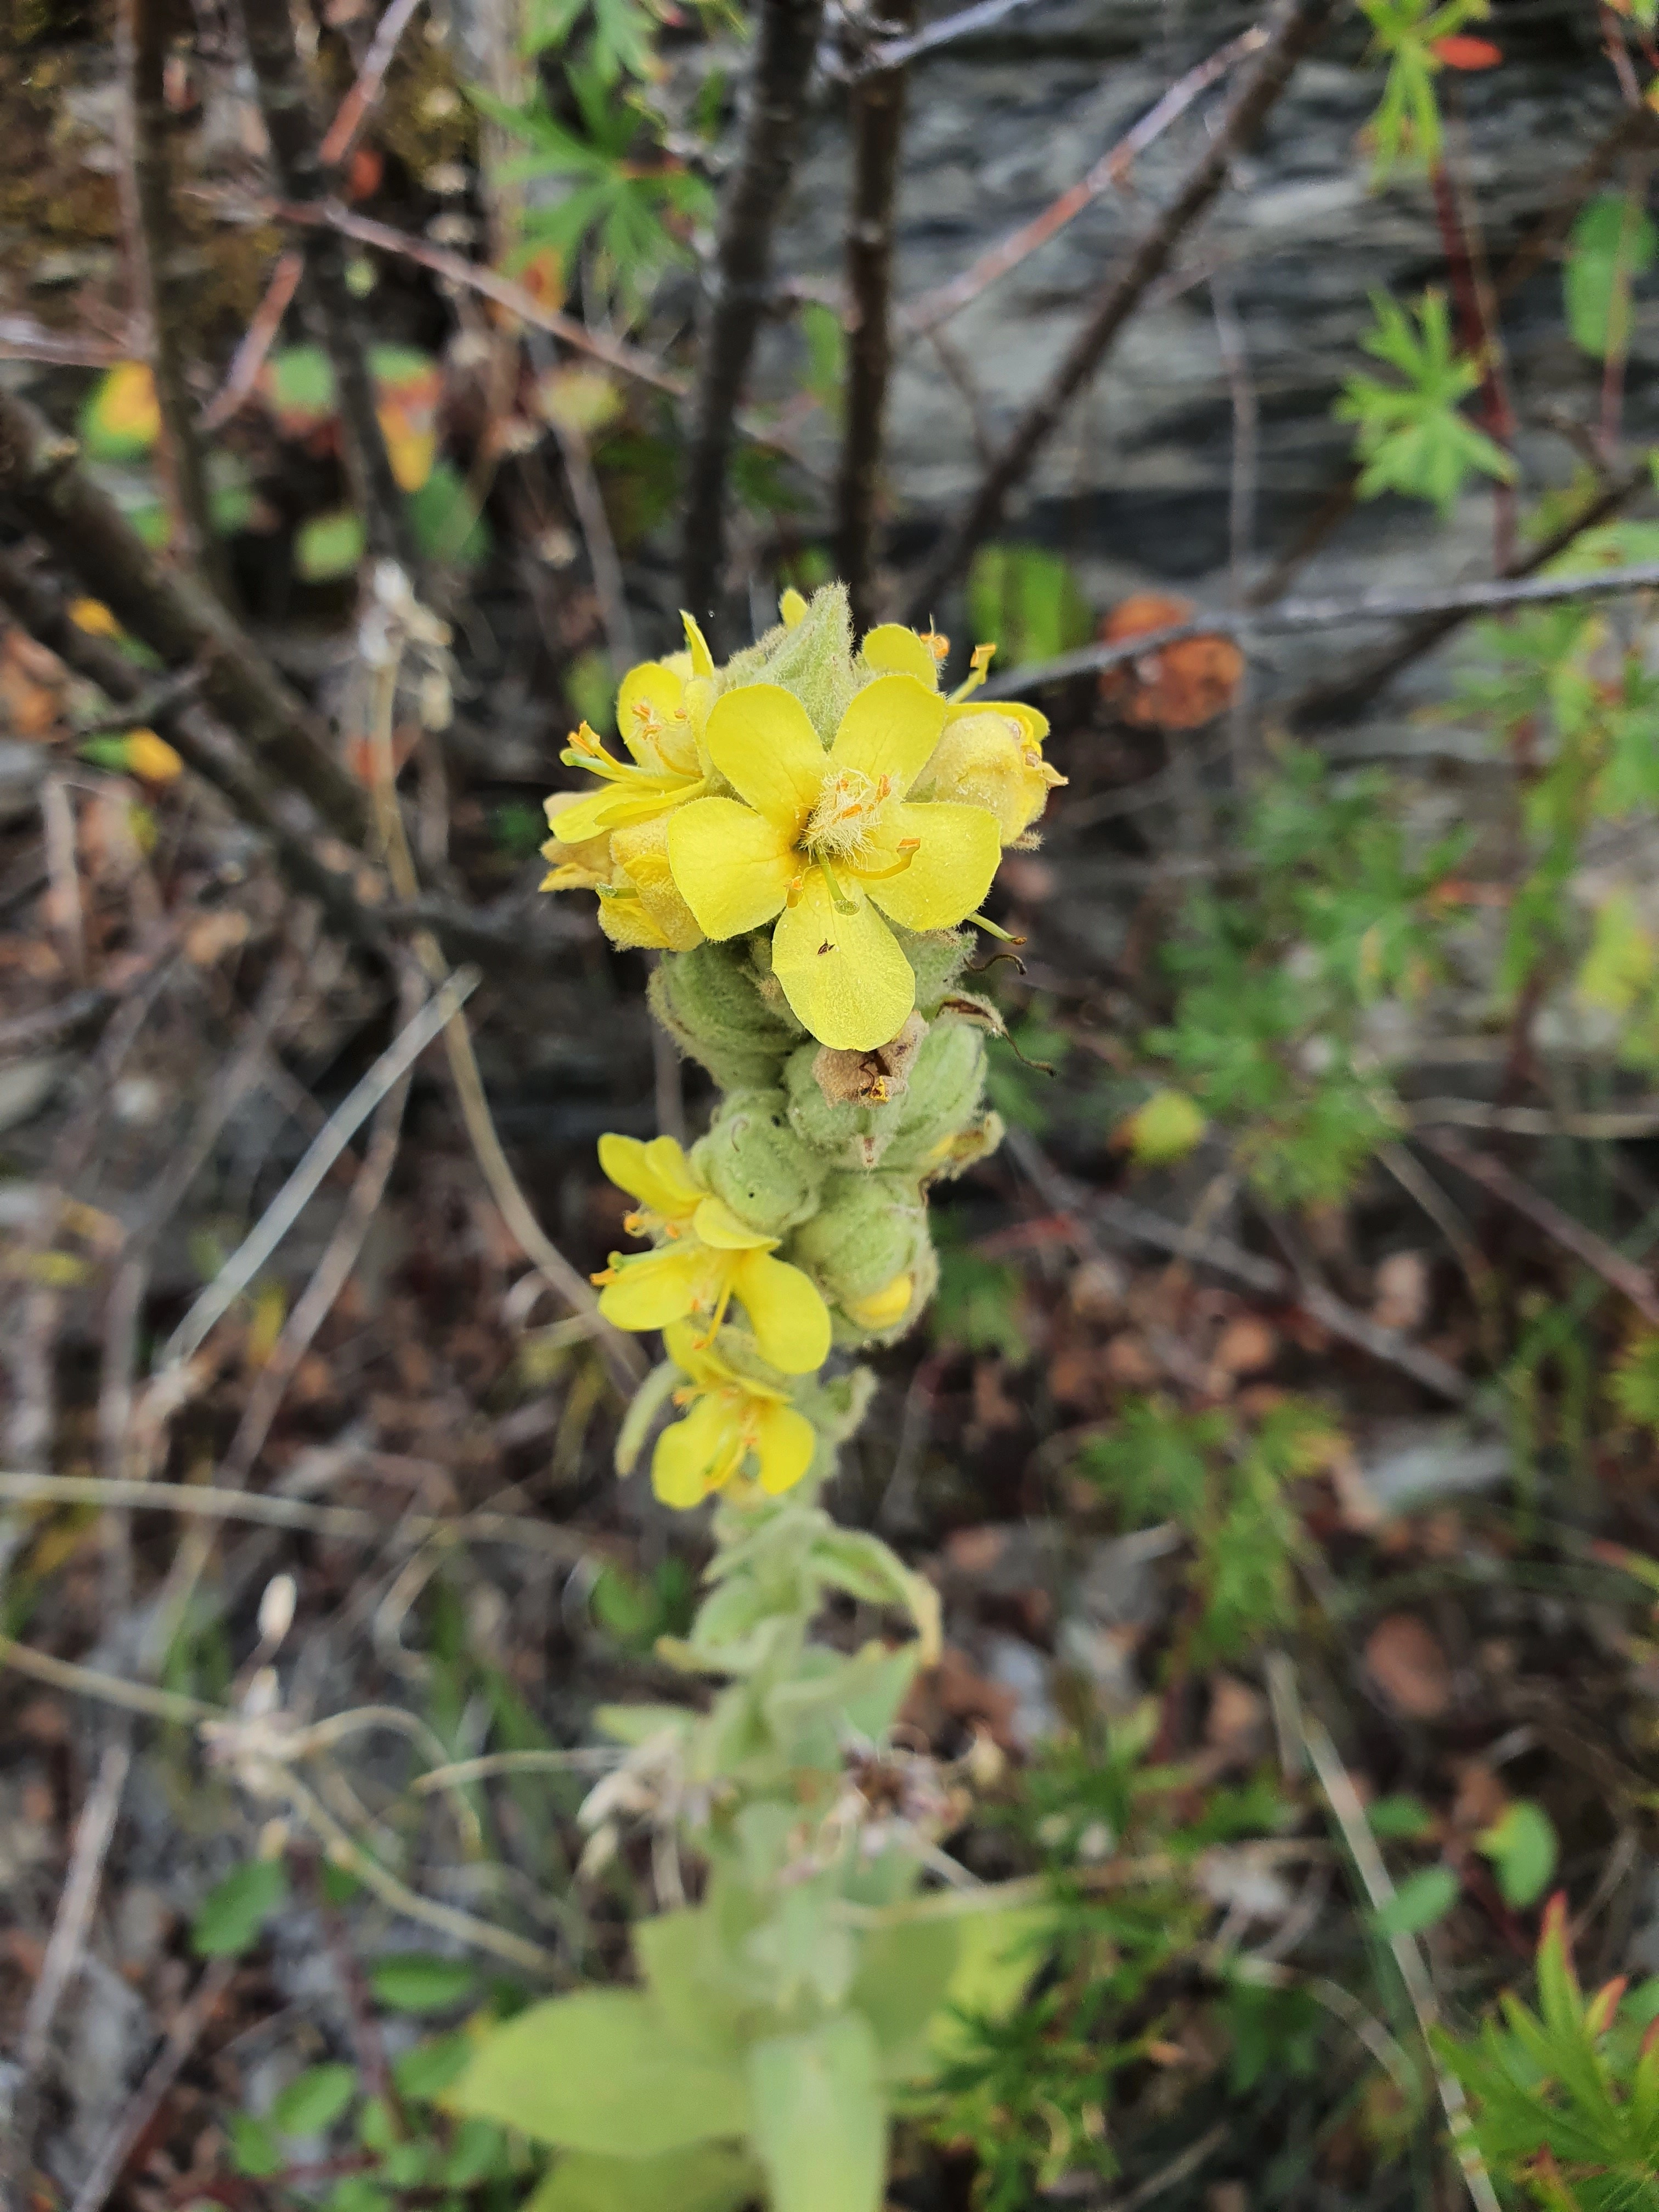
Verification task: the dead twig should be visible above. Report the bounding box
[1301,1713,1503,2212]
[980,550,1659,697]
[66,1957,239,2212]
[241,0,416,569]
[122,0,222,584]
[835,0,915,626]
[157,969,477,1373]
[901,22,1269,338]
[1004,1127,1469,1402]
[681,0,826,633]
[0,385,368,842]
[836,0,1042,80]
[901,0,1338,624]
[3,1742,132,2209]
[1419,1127,1659,1326]
[0,315,132,368]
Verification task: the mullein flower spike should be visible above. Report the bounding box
[554,587,1059,1508]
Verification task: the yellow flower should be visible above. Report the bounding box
[842,1271,913,1332]
[650,1320,816,1507]
[545,614,717,847]
[665,676,1002,1053]
[915,703,1065,844]
[592,1133,831,1375]
[541,777,703,953]
[862,625,1065,844]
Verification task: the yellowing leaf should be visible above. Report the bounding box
[70,598,123,639]
[1577,890,1655,1014]
[82,362,161,460]
[1115,1088,1208,1166]
[123,730,183,783]
[378,409,436,491]
[535,366,623,437]
[245,1279,287,1369]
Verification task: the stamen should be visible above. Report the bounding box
[967,910,1028,945]
[815,854,860,916]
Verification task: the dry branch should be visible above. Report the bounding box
[834,0,915,627]
[0,384,367,840]
[681,0,826,633]
[241,0,417,569]
[123,0,222,586]
[901,0,1338,624]
[980,549,1659,696]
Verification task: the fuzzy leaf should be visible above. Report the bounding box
[1373,1864,1459,1938]
[192,1858,288,1957]
[450,1991,750,2155]
[747,2013,887,2212]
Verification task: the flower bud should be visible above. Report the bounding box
[788,1171,938,1341]
[720,581,857,742]
[691,1090,825,1236]
[648,940,803,1090]
[914,707,1064,843]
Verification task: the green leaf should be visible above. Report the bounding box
[443,2117,509,2187]
[408,460,492,569]
[294,508,366,583]
[747,2013,887,2212]
[848,1916,961,2080]
[80,362,160,462]
[366,1954,477,2013]
[392,2031,475,2103]
[228,2112,283,2177]
[1116,1088,1207,1166]
[931,1906,1052,2066]
[327,2179,390,2212]
[524,2146,761,2212]
[1373,1865,1460,1938]
[1367,1794,1435,1839]
[192,1858,288,1957]
[262,345,338,433]
[272,2063,357,2136]
[634,1910,746,2058]
[450,1991,751,2155]
[1565,194,1657,359]
[1476,1802,1559,1909]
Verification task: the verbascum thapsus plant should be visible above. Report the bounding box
[449,586,1064,2212]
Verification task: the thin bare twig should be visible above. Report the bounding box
[3,1742,132,2207]
[123,0,222,584]
[223,973,420,1485]
[241,0,416,569]
[157,968,478,1373]
[980,550,1659,697]
[838,0,1042,80]
[1301,1713,1502,2212]
[835,0,915,626]
[901,22,1268,338]
[681,0,826,633]
[66,1959,238,2212]
[0,1470,613,1564]
[901,0,1337,624]
[1420,1127,1659,1325]
[0,314,131,368]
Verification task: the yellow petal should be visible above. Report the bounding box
[597,1132,703,1218]
[597,1244,707,1331]
[616,661,686,761]
[828,674,947,798]
[731,1248,832,1374]
[704,684,827,833]
[611,818,704,951]
[692,1194,778,1251]
[595,892,675,951]
[753,1401,817,1494]
[667,797,795,940]
[780,588,808,628]
[652,1392,730,1508]
[843,1271,913,1331]
[544,784,633,844]
[771,870,917,1052]
[681,612,716,679]
[862,801,1001,933]
[861,625,940,688]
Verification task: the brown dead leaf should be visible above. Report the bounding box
[1103,1333,1160,1387]
[1213,1314,1278,1376]
[946,1525,1009,1576]
[0,626,66,737]
[1069,1255,1128,1325]
[1372,1249,1430,1334]
[1046,1342,1099,1409]
[1449,1757,1508,1835]
[1098,592,1244,731]
[184,909,251,967]
[1364,1613,1452,1719]
[1205,1672,1268,1767]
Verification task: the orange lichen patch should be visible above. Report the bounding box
[1097,591,1244,731]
